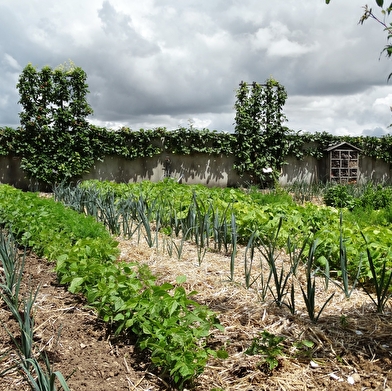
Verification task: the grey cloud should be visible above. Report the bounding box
[361,127,389,137]
[98,1,159,57]
[1,0,392,136]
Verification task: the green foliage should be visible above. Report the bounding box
[358,183,392,210]
[245,331,285,371]
[0,229,25,307]
[162,127,235,155]
[0,184,224,388]
[234,79,290,184]
[361,232,392,313]
[323,184,358,210]
[89,126,163,159]
[16,62,95,184]
[0,127,19,156]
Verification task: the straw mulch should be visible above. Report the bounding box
[0,229,391,390]
[117,234,392,391]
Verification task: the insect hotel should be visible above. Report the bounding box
[326,142,361,184]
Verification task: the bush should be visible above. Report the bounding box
[323,184,358,210]
[360,184,392,210]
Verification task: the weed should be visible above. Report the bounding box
[245,331,285,371]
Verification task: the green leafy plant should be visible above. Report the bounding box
[292,339,315,360]
[234,78,290,184]
[245,331,285,371]
[16,62,95,185]
[323,184,357,210]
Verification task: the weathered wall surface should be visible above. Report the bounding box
[0,155,32,190]
[81,153,251,187]
[1,153,391,190]
[358,156,391,184]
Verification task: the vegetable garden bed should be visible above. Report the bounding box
[0,181,391,390]
[1,231,391,390]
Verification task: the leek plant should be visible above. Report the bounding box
[229,213,237,281]
[96,192,121,235]
[330,212,362,298]
[212,205,232,253]
[286,235,308,277]
[361,232,392,313]
[20,353,71,391]
[257,218,293,308]
[244,231,272,301]
[194,224,208,265]
[136,199,159,248]
[7,286,40,370]
[171,228,192,260]
[244,232,256,289]
[0,229,25,307]
[300,240,335,322]
[162,235,174,257]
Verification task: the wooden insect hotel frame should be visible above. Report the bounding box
[326,142,361,184]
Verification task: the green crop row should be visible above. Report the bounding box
[0,184,224,389]
[63,179,392,284]
[52,180,392,317]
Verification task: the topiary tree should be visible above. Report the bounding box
[234,78,290,185]
[16,61,95,185]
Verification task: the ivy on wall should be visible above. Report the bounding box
[1,125,392,186]
[87,126,235,158]
[287,132,392,164]
[234,79,290,184]
[16,62,95,184]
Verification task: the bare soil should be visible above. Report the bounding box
[1,232,392,391]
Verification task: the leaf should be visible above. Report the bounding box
[176,275,187,284]
[376,0,384,7]
[216,349,229,359]
[113,313,125,321]
[69,277,84,293]
[301,340,314,348]
[169,300,179,316]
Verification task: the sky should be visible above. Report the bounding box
[1,0,392,136]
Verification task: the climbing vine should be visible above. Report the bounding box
[2,125,392,184]
[234,79,290,184]
[16,62,95,184]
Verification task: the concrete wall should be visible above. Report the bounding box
[0,155,33,190]
[358,155,391,184]
[1,153,391,190]
[280,155,326,186]
[81,153,251,187]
